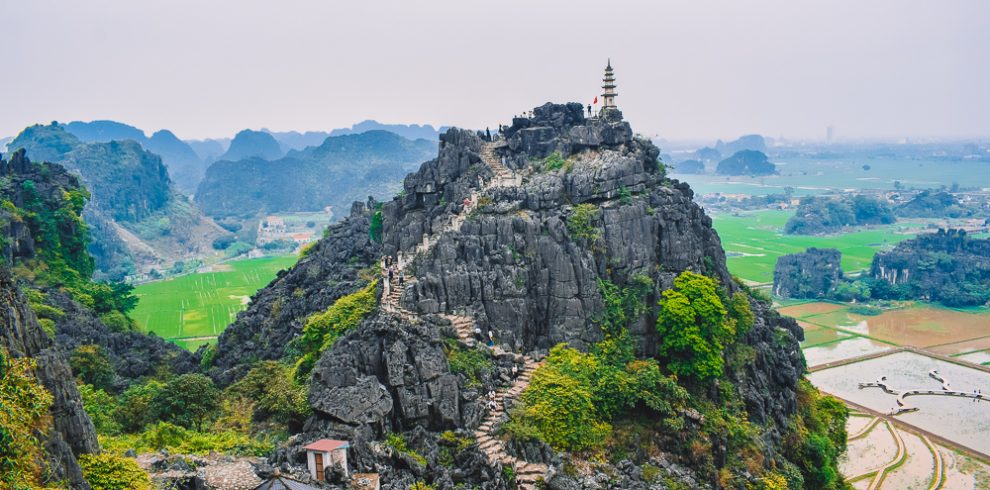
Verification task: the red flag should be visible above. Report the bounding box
[593,96,598,104]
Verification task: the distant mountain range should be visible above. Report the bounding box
[7,124,225,280]
[218,129,283,162]
[63,120,207,195]
[262,121,447,152]
[195,130,436,220]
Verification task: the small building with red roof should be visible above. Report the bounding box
[303,439,350,481]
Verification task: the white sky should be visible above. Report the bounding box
[1,0,988,141]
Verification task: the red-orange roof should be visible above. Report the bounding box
[303,439,349,452]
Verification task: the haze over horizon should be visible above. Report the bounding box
[1,0,988,142]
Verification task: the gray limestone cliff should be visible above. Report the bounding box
[0,269,99,489]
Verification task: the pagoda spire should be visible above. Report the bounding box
[600,59,618,115]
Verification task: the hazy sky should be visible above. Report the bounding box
[1,0,988,141]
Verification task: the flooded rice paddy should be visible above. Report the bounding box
[809,351,990,455]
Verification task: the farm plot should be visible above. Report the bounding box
[131,255,297,349]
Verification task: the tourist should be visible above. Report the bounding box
[474,327,483,343]
[398,270,404,286]
[386,256,393,268]
[388,267,394,284]
[587,104,592,116]
[486,127,491,141]
[488,330,495,347]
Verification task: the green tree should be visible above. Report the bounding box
[656,271,735,380]
[152,373,220,429]
[114,380,163,433]
[70,344,115,391]
[79,384,121,435]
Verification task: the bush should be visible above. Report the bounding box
[79,453,151,490]
[100,310,135,333]
[656,272,735,381]
[518,362,610,451]
[100,421,273,457]
[848,304,882,316]
[445,341,493,389]
[542,152,568,172]
[386,433,428,466]
[225,361,310,428]
[291,281,378,381]
[114,380,163,433]
[369,204,383,243]
[79,384,121,435]
[0,351,54,488]
[212,235,236,250]
[567,203,601,243]
[783,380,848,489]
[152,373,220,429]
[70,344,115,391]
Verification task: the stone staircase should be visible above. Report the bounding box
[445,314,478,347]
[380,141,546,488]
[474,355,547,489]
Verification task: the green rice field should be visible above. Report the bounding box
[712,210,915,284]
[131,255,297,351]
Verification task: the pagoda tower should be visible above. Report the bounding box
[600,59,618,115]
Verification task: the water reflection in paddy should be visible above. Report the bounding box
[809,351,990,455]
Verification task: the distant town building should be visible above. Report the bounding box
[304,439,349,481]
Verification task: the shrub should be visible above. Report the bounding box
[369,204,383,243]
[783,380,848,489]
[567,203,601,243]
[542,152,568,171]
[114,380,163,433]
[292,281,378,382]
[79,384,121,435]
[100,310,134,333]
[225,361,310,428]
[78,453,152,490]
[445,341,493,389]
[848,304,882,316]
[656,272,735,380]
[0,351,54,488]
[151,373,220,429]
[99,421,273,457]
[38,318,56,339]
[212,235,236,250]
[386,433,428,466]
[619,186,632,204]
[70,344,115,391]
[518,363,610,451]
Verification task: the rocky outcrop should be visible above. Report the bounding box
[0,269,98,489]
[870,228,990,306]
[773,247,844,299]
[210,200,381,384]
[227,102,807,488]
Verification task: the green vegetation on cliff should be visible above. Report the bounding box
[0,350,55,489]
[290,280,379,381]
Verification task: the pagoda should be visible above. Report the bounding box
[600,59,618,115]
